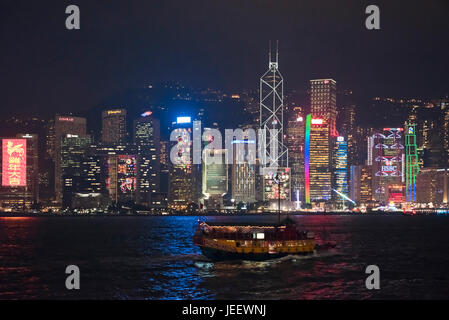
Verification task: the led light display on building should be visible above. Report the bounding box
[177,116,191,124]
[372,128,404,204]
[117,155,137,193]
[203,149,228,195]
[263,167,291,200]
[2,139,27,187]
[304,114,311,204]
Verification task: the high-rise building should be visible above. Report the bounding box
[333,136,348,205]
[360,165,373,204]
[350,164,373,206]
[168,116,197,210]
[405,123,419,202]
[231,139,256,204]
[60,134,94,208]
[310,79,337,137]
[371,128,405,205]
[203,149,228,211]
[115,155,137,203]
[337,90,357,167]
[134,113,160,206]
[101,109,127,144]
[54,115,87,204]
[305,115,332,205]
[19,134,39,205]
[91,142,136,204]
[441,100,449,166]
[259,42,288,170]
[415,168,449,205]
[286,111,305,204]
[0,136,39,210]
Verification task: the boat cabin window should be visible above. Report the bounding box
[253,232,265,240]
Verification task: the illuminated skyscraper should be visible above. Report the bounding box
[371,128,404,205]
[54,115,87,204]
[333,136,348,205]
[0,135,38,210]
[168,116,197,210]
[60,134,93,208]
[203,148,228,211]
[360,166,373,204]
[231,139,256,204]
[405,123,419,202]
[102,109,127,144]
[415,168,449,205]
[350,164,373,205]
[286,111,305,204]
[305,115,332,204]
[337,90,356,167]
[310,79,337,137]
[441,101,449,166]
[134,112,160,206]
[259,41,288,170]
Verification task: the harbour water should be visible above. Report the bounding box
[0,215,448,299]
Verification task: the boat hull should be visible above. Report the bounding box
[199,246,313,261]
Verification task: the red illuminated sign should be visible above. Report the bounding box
[58,117,74,122]
[2,139,27,187]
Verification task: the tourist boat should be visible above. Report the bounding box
[193,218,315,261]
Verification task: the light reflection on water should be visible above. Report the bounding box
[0,215,449,299]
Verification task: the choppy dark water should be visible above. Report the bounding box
[0,215,448,299]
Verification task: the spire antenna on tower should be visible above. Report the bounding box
[276,40,279,64]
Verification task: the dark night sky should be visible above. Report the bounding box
[1,0,449,116]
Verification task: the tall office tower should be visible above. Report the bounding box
[91,142,135,204]
[60,134,93,208]
[159,140,170,202]
[350,165,374,205]
[415,168,449,205]
[360,165,373,204]
[305,115,332,205]
[54,116,87,204]
[101,109,127,144]
[45,118,55,159]
[286,112,305,204]
[202,149,228,211]
[18,134,39,205]
[115,155,137,203]
[405,123,419,202]
[134,112,160,206]
[231,139,256,204]
[337,91,357,167]
[349,165,361,203]
[0,136,38,210]
[168,116,196,210]
[441,101,449,166]
[310,79,338,137]
[81,151,102,194]
[259,42,288,170]
[354,125,372,166]
[333,136,348,206]
[259,42,290,207]
[371,128,404,205]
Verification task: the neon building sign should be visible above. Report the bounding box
[177,116,191,124]
[304,114,311,204]
[2,139,27,187]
